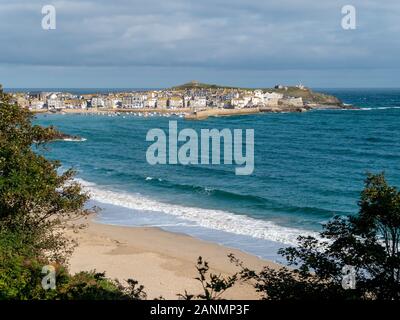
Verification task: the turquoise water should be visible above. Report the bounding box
[35,89,400,260]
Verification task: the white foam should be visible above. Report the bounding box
[77,178,318,246]
[356,106,400,111]
[62,138,87,142]
[376,106,400,110]
[145,176,162,181]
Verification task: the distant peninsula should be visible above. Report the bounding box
[9,81,353,120]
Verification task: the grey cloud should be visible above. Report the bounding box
[0,0,399,72]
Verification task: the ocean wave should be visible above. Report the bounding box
[145,176,163,181]
[141,177,341,217]
[56,137,87,142]
[376,106,400,110]
[356,106,400,111]
[146,177,268,203]
[76,178,318,246]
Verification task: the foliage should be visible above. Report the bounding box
[56,273,147,300]
[178,256,238,300]
[0,86,90,263]
[231,173,400,300]
[0,87,147,300]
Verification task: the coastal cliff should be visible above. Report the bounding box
[178,82,348,120]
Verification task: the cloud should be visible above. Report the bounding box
[0,0,399,85]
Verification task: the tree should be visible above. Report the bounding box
[0,86,90,263]
[0,87,147,300]
[232,173,400,300]
[178,256,238,300]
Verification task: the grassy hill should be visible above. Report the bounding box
[171,81,343,106]
[171,80,237,90]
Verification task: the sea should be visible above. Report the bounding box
[27,88,400,262]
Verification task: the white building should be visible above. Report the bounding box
[254,90,264,98]
[29,100,45,110]
[105,99,119,109]
[191,96,207,108]
[47,93,64,109]
[168,96,184,108]
[263,92,284,107]
[91,97,105,108]
[183,96,192,108]
[296,83,306,90]
[145,98,157,108]
[231,95,252,108]
[122,95,144,109]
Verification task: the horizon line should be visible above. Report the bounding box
[4,87,400,90]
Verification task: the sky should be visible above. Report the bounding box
[0,0,399,88]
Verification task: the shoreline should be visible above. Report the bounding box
[32,108,192,114]
[32,104,354,120]
[67,217,280,299]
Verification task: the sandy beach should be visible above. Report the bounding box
[67,218,279,300]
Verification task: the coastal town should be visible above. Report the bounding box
[8,81,346,119]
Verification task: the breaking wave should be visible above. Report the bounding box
[77,178,318,246]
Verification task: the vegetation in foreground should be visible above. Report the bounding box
[0,85,399,300]
[230,172,400,300]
